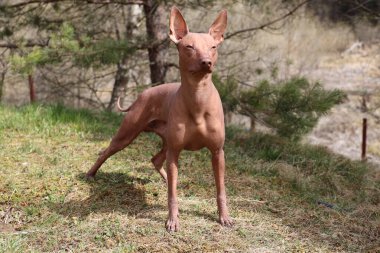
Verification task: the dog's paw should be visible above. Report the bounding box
[85,173,96,181]
[165,216,180,232]
[219,215,234,227]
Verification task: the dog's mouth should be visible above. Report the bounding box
[204,66,213,73]
[190,69,212,75]
[199,65,213,74]
[187,64,214,75]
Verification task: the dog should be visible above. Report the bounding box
[86,6,232,232]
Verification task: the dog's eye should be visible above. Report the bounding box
[186,45,194,49]
[211,46,217,49]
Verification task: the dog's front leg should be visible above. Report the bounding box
[211,148,233,226]
[165,149,180,232]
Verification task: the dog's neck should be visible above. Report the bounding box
[179,70,214,111]
[180,69,213,90]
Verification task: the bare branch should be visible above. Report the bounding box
[164,62,179,70]
[1,0,63,8]
[85,0,145,5]
[225,0,311,40]
[0,40,49,48]
[2,0,145,8]
[351,0,380,18]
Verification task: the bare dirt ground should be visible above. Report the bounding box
[307,41,380,164]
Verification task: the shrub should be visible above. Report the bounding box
[215,76,345,140]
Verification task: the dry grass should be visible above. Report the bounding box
[307,41,380,163]
[0,105,379,252]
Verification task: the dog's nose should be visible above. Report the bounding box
[201,60,212,67]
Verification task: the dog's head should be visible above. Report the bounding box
[169,7,227,75]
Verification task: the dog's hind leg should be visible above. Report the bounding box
[145,120,168,182]
[86,103,150,178]
[151,144,167,182]
[86,129,142,178]
[86,131,141,178]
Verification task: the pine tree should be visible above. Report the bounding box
[215,76,345,140]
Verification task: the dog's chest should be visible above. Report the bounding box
[187,111,222,138]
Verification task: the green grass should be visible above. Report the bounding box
[0,104,379,252]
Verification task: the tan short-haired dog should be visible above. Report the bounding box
[87,6,232,232]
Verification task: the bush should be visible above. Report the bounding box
[212,74,239,114]
[216,76,345,140]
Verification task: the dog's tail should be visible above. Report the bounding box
[117,97,132,112]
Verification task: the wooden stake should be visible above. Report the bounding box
[28,74,36,103]
[361,118,367,161]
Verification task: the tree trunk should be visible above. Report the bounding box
[107,6,135,111]
[107,59,129,111]
[143,0,169,85]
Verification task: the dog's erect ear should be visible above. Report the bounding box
[169,6,189,44]
[209,10,227,45]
